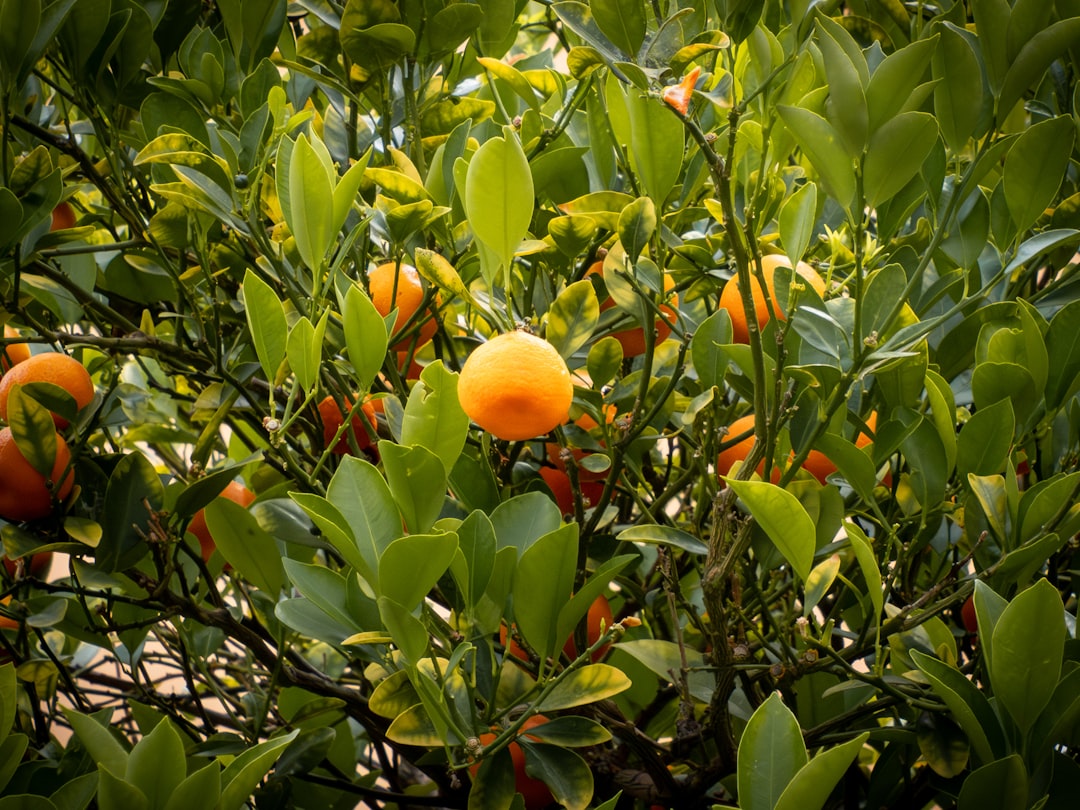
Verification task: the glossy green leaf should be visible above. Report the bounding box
[773,732,870,810]
[242,269,287,384]
[281,560,358,632]
[205,499,284,594]
[398,362,469,475]
[468,746,516,810]
[0,0,40,93]
[737,692,807,810]
[99,452,163,573]
[957,398,1014,480]
[616,524,708,554]
[613,79,684,205]
[538,663,631,710]
[863,112,939,209]
[385,703,443,747]
[590,0,645,57]
[520,743,593,810]
[285,316,317,391]
[912,650,1004,765]
[379,532,459,611]
[64,709,128,775]
[326,457,402,579]
[452,510,497,609]
[866,34,939,132]
[0,664,15,739]
[378,441,447,534]
[1017,472,1080,546]
[513,524,577,661]
[776,105,856,210]
[967,474,1009,546]
[616,196,655,263]
[6,386,58,478]
[547,280,600,359]
[127,718,185,810]
[0,733,28,795]
[342,284,388,395]
[556,555,635,648]
[1045,299,1080,409]
[804,554,841,617]
[933,24,985,153]
[726,480,815,581]
[778,182,817,266]
[286,134,335,270]
[465,131,534,273]
[377,597,429,664]
[956,754,1028,810]
[998,18,1080,122]
[490,491,562,554]
[1003,116,1075,233]
[846,521,883,621]
[990,578,1065,733]
[916,711,970,778]
[521,716,612,747]
[817,21,869,156]
[971,361,1038,427]
[218,730,299,810]
[98,766,148,810]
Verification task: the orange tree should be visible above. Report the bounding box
[2,1,1080,808]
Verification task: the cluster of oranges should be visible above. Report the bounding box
[0,327,94,523]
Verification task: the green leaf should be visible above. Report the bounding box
[586,336,623,388]
[6,386,57,478]
[341,284,387,394]
[971,361,1038,427]
[590,0,645,57]
[385,703,442,746]
[0,733,28,795]
[468,746,516,810]
[98,766,148,810]
[325,457,403,580]
[967,474,1009,546]
[465,131,534,273]
[379,532,459,611]
[778,182,817,266]
[285,316,317,392]
[803,554,841,617]
[1017,472,1080,545]
[1004,115,1076,234]
[622,85,684,205]
[0,0,40,93]
[911,650,1005,765]
[776,105,856,211]
[690,309,732,390]
[451,510,496,610]
[547,280,599,359]
[378,441,447,534]
[915,711,969,778]
[513,524,578,661]
[846,521,883,622]
[737,693,807,810]
[287,134,335,270]
[990,578,1065,733]
[218,730,299,810]
[956,754,1028,810]
[64,709,128,776]
[399,362,470,475]
[1045,299,1080,409]
[537,664,632,710]
[773,732,870,810]
[616,524,707,554]
[521,716,611,747]
[378,597,430,664]
[490,492,562,554]
[205,499,285,595]
[726,480,815,581]
[0,664,15,739]
[998,17,1080,122]
[127,719,185,810]
[863,112,939,209]
[519,743,593,810]
[957,398,1014,480]
[817,21,869,156]
[242,269,287,384]
[281,560,359,632]
[616,196,655,263]
[933,24,985,153]
[163,763,219,810]
[99,452,162,572]
[866,34,939,133]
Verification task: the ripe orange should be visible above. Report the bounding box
[458,331,573,441]
[719,253,827,344]
[368,262,437,351]
[717,413,782,483]
[800,412,878,485]
[318,394,377,454]
[3,552,52,579]
[1,325,30,372]
[0,352,94,429]
[588,261,679,357]
[545,404,616,483]
[563,594,614,662]
[470,715,553,810]
[0,427,75,522]
[538,466,604,516]
[50,201,76,231]
[187,481,256,562]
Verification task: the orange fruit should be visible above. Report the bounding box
[50,201,76,231]
[1,325,30,372]
[3,552,52,579]
[719,253,827,344]
[545,404,616,483]
[458,331,573,441]
[368,262,437,351]
[563,594,614,662]
[0,426,75,522]
[717,413,783,483]
[538,466,604,516]
[187,481,256,562]
[470,715,553,810]
[318,394,377,454]
[0,352,94,429]
[801,412,877,485]
[588,261,679,357]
